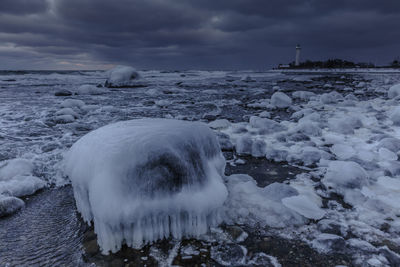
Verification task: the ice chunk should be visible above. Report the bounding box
[282,195,325,220]
[235,135,253,155]
[258,111,271,118]
[378,137,400,153]
[0,175,45,197]
[390,106,400,125]
[378,147,397,161]
[328,116,362,135]
[0,158,33,181]
[330,144,356,160]
[75,84,106,95]
[388,83,400,98]
[322,161,369,195]
[320,91,343,104]
[262,183,298,202]
[54,114,75,124]
[56,108,79,118]
[208,119,231,129]
[60,99,85,109]
[292,91,316,100]
[0,159,46,216]
[0,195,24,217]
[105,65,141,88]
[251,139,267,158]
[249,116,287,133]
[270,92,292,108]
[65,119,228,253]
[224,174,306,227]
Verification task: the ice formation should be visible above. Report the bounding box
[270,92,292,108]
[104,65,141,88]
[0,158,46,216]
[65,119,228,253]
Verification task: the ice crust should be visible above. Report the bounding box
[65,118,228,253]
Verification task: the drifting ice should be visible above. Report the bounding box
[65,119,228,253]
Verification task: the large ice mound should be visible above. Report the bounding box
[65,119,228,254]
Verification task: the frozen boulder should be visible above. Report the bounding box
[105,65,142,88]
[65,119,228,253]
[270,92,292,108]
[330,144,355,160]
[387,83,400,98]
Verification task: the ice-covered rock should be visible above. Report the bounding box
[105,65,141,88]
[328,116,363,135]
[270,92,292,108]
[387,83,400,98]
[378,137,400,153]
[258,111,271,118]
[65,119,228,253]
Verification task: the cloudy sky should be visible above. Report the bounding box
[0,0,399,70]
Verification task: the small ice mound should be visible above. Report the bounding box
[60,99,85,109]
[292,91,316,101]
[241,75,255,82]
[104,65,142,88]
[330,144,356,160]
[320,91,343,104]
[75,84,106,95]
[328,116,363,135]
[282,195,325,220]
[56,108,79,119]
[154,99,171,108]
[208,119,231,130]
[387,83,400,98]
[0,158,46,216]
[390,107,400,125]
[65,119,228,254]
[378,137,400,153]
[270,92,292,108]
[0,195,24,217]
[249,116,287,134]
[224,174,306,228]
[322,161,369,197]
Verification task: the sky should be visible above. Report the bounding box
[0,0,399,70]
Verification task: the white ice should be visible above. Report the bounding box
[65,118,228,253]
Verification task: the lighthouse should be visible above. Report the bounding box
[295,44,301,66]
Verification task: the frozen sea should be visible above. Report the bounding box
[1,68,400,266]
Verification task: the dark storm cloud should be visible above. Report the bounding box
[0,0,49,15]
[0,0,399,69]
